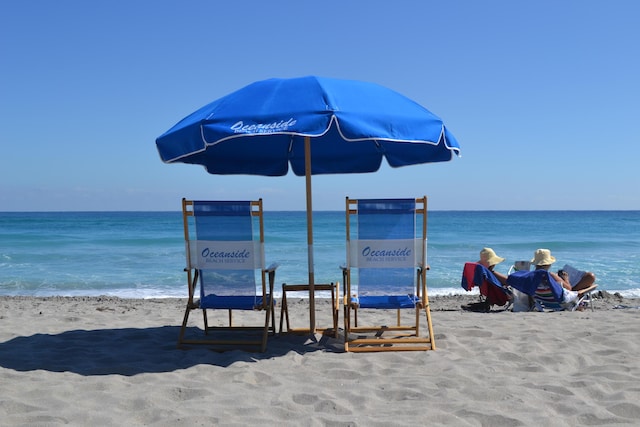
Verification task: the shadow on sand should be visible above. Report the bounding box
[0,326,343,376]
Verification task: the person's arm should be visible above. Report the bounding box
[491,269,508,286]
[553,270,572,290]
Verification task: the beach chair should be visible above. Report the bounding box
[506,269,597,312]
[179,199,277,352]
[460,262,512,312]
[341,197,435,352]
[507,261,534,311]
[508,261,532,275]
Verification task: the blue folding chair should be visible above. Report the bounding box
[179,199,277,351]
[341,197,435,352]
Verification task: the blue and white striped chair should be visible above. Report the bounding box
[179,199,277,352]
[341,197,435,352]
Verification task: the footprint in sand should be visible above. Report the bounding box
[313,399,351,415]
[292,393,318,405]
[607,402,640,419]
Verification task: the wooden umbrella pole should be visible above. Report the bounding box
[304,136,316,333]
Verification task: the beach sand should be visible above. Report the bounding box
[1,293,639,426]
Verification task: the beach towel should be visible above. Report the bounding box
[461,262,510,307]
[506,270,564,302]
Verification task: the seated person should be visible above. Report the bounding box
[530,248,596,291]
[478,247,508,285]
[460,248,511,311]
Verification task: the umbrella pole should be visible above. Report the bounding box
[305,136,316,333]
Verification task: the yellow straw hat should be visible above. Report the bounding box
[478,247,505,267]
[531,248,556,266]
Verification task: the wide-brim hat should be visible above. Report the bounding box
[478,247,505,267]
[531,248,556,266]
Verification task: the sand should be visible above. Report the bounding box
[1,293,639,426]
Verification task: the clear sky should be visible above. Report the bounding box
[1,1,638,211]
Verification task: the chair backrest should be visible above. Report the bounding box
[508,260,532,275]
[183,199,266,309]
[532,277,565,311]
[507,270,566,311]
[346,197,426,299]
[461,262,510,306]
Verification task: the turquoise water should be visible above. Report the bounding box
[0,211,638,298]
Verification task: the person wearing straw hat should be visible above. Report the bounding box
[531,248,596,291]
[478,247,508,285]
[461,247,512,312]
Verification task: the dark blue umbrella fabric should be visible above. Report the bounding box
[156,76,460,176]
[156,76,461,332]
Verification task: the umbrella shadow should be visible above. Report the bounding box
[0,326,343,376]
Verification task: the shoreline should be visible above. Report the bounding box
[1,289,637,310]
[1,294,639,425]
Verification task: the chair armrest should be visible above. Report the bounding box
[577,284,598,297]
[265,263,279,273]
[264,264,278,299]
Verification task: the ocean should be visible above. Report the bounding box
[1,211,638,298]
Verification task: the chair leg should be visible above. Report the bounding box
[331,283,338,338]
[582,293,595,312]
[261,295,272,352]
[343,304,350,347]
[202,309,209,334]
[354,306,358,328]
[178,304,193,345]
[279,285,289,333]
[270,296,277,335]
[425,305,436,350]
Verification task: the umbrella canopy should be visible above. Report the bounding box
[156,76,461,332]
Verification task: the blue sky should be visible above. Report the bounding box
[1,1,638,211]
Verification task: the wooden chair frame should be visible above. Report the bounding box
[279,282,340,338]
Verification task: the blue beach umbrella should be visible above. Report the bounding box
[156,76,461,332]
